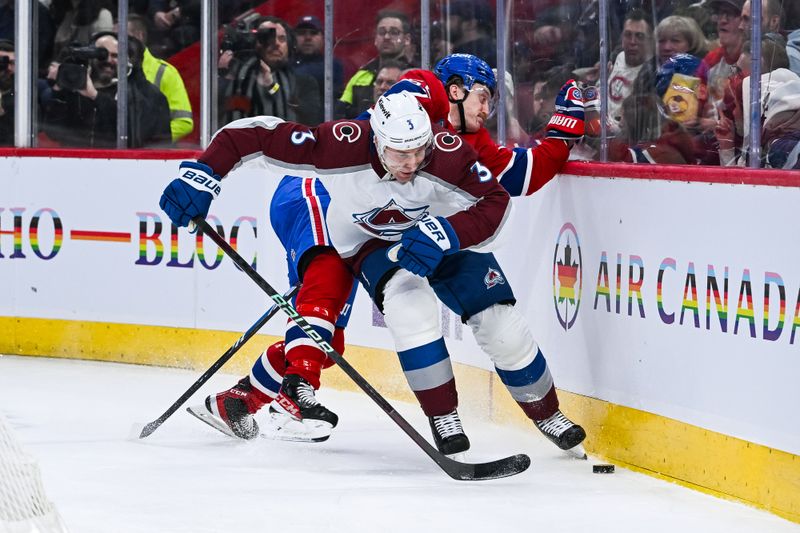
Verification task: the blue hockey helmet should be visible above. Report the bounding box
[655,53,702,97]
[434,53,497,95]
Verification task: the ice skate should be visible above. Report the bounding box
[428,409,470,458]
[270,374,339,431]
[187,377,262,440]
[534,410,586,456]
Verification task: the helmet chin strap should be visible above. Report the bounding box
[447,84,470,134]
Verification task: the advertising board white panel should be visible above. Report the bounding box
[1,157,798,454]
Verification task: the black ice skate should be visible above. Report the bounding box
[187,377,260,440]
[534,410,586,452]
[270,374,339,429]
[428,409,471,456]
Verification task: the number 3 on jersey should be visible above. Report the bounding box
[291,130,315,145]
[471,161,493,182]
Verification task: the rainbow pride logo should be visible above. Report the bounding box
[553,222,583,330]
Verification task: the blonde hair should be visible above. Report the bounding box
[656,16,708,58]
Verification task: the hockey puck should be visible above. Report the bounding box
[593,464,615,474]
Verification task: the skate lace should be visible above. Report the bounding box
[432,411,464,439]
[296,381,320,408]
[535,411,573,437]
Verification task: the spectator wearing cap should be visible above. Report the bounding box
[293,15,344,105]
[698,0,745,102]
[336,10,413,119]
[448,0,496,67]
[219,15,323,126]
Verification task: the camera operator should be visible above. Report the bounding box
[42,32,171,148]
[0,39,15,146]
[219,16,322,126]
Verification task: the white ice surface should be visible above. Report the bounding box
[0,355,796,533]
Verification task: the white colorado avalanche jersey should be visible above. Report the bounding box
[199,116,512,267]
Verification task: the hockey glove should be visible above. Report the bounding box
[395,215,460,277]
[159,161,222,228]
[546,79,585,141]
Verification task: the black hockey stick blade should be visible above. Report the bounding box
[193,216,531,481]
[442,453,531,481]
[137,284,299,439]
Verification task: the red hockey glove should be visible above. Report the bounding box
[546,79,585,141]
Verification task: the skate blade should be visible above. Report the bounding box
[186,404,239,439]
[263,410,332,443]
[564,443,587,460]
[446,451,467,462]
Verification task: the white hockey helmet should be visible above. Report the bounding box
[370,91,434,174]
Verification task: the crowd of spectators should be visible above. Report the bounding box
[0,0,797,169]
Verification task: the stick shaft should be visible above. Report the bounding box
[138,284,299,438]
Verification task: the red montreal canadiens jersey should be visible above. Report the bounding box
[396,70,570,197]
[199,116,511,263]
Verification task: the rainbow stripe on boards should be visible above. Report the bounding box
[763,271,786,341]
[196,215,224,269]
[734,269,756,337]
[29,208,63,260]
[706,265,729,332]
[657,257,677,324]
[594,252,610,312]
[791,289,800,345]
[615,253,622,313]
[136,212,164,265]
[71,230,131,242]
[627,255,645,318]
[232,216,258,271]
[680,262,700,328]
[0,207,25,258]
[557,263,578,301]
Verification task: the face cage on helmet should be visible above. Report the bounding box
[376,135,434,179]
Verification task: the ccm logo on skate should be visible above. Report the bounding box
[181,170,222,196]
[276,395,301,418]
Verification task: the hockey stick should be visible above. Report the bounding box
[137,284,300,439]
[193,216,531,481]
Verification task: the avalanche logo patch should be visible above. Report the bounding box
[352,199,429,237]
[484,268,505,289]
[434,132,463,152]
[552,222,583,331]
[333,122,362,143]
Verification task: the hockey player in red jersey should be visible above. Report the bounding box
[161,83,587,456]
[405,53,582,197]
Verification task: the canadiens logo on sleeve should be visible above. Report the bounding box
[352,199,429,237]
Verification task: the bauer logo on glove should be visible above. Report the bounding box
[181,168,222,197]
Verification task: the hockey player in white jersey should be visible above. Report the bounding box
[160,91,585,456]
